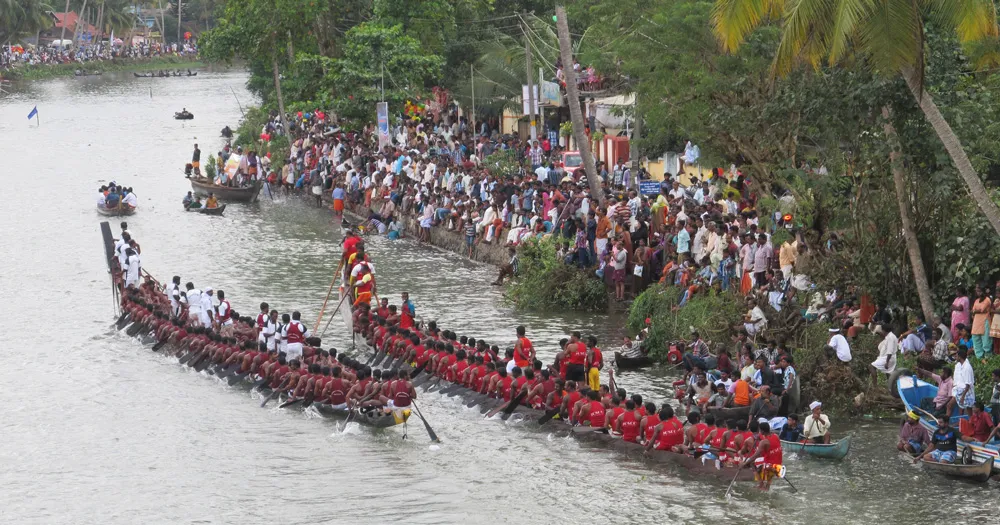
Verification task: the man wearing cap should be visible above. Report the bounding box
[827,327,852,362]
[870,323,898,386]
[200,287,215,329]
[803,401,830,444]
[897,411,930,454]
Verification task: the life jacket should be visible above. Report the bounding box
[286,320,306,344]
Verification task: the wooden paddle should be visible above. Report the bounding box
[725,461,747,499]
[260,378,290,408]
[313,266,344,332]
[151,339,169,351]
[411,400,440,442]
[537,407,561,425]
[780,473,798,493]
[125,321,147,337]
[300,392,316,408]
[278,397,303,409]
[466,392,488,408]
[228,369,252,386]
[486,391,526,419]
[115,313,131,330]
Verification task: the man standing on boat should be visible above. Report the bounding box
[200,287,216,329]
[184,283,202,327]
[216,290,234,337]
[282,311,310,362]
[122,247,141,289]
[167,276,182,319]
[513,326,534,370]
[192,143,201,176]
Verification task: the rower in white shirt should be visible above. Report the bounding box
[184,283,203,326]
[200,287,216,329]
[122,248,141,288]
[167,276,183,318]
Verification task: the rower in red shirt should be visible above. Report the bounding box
[639,402,660,444]
[647,405,685,452]
[604,396,625,432]
[744,422,784,490]
[617,400,643,442]
[576,390,607,428]
[513,325,534,369]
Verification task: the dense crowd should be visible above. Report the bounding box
[1,42,196,70]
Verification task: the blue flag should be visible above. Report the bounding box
[27,106,37,120]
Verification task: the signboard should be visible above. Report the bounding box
[521,85,540,115]
[539,80,561,106]
[376,102,390,151]
[639,180,661,196]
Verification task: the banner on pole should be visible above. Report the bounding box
[376,102,390,150]
[521,85,540,115]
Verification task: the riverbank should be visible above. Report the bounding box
[4,56,206,81]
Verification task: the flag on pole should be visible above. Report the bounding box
[27,106,37,120]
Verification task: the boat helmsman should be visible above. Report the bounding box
[283,311,310,362]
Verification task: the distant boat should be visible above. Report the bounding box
[174,111,194,120]
[97,204,135,216]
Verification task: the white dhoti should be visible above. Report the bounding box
[285,342,303,361]
[188,310,202,327]
[871,354,896,374]
[780,265,793,279]
[595,238,608,257]
[199,311,212,328]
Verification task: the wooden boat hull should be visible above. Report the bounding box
[313,403,410,428]
[189,179,261,203]
[781,435,852,460]
[186,204,226,215]
[97,204,135,216]
[920,458,993,482]
[365,346,757,483]
[614,351,653,370]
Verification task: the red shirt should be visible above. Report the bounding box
[654,417,684,450]
[621,410,641,442]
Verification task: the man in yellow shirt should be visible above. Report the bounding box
[778,234,798,279]
[205,193,219,209]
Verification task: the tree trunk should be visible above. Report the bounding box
[287,31,295,62]
[882,106,936,324]
[73,0,90,48]
[903,67,1000,237]
[554,5,603,205]
[59,0,72,47]
[272,52,291,139]
[630,104,642,188]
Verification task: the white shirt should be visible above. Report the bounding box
[877,332,898,358]
[218,300,232,325]
[167,283,181,308]
[97,193,107,206]
[123,254,140,284]
[122,192,138,207]
[828,333,852,362]
[535,165,548,182]
[953,359,975,397]
[201,293,215,320]
[186,289,203,314]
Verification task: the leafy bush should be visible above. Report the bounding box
[505,237,608,311]
[627,284,745,360]
[205,155,217,180]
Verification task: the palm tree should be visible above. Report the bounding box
[0,0,53,45]
[711,1,1000,325]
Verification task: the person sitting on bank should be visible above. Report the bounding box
[897,410,930,454]
[726,373,753,409]
[960,402,993,443]
[913,416,957,464]
[915,366,954,418]
[803,401,831,444]
[779,413,803,442]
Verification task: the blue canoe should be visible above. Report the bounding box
[896,374,1000,473]
[781,434,852,460]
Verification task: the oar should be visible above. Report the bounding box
[114,311,129,328]
[252,376,271,391]
[500,391,528,417]
[466,392,489,408]
[260,378,290,407]
[152,339,169,351]
[486,391,526,419]
[411,400,440,442]
[228,369,252,386]
[125,321,147,337]
[439,383,464,396]
[318,291,351,339]
[278,397,304,409]
[313,267,343,332]
[300,392,316,408]
[537,407,561,425]
[725,461,748,499]
[781,473,799,493]
[178,350,197,365]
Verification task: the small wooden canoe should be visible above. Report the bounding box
[186,204,226,215]
[919,458,993,483]
[189,178,261,203]
[614,351,653,370]
[781,434,852,460]
[97,204,136,216]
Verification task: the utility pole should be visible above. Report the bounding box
[59,0,71,49]
[523,13,537,142]
[555,5,603,204]
[381,62,385,102]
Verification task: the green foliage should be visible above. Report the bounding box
[482,149,521,179]
[205,155,217,180]
[626,285,745,360]
[0,0,52,47]
[506,237,608,311]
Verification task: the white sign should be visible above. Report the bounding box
[521,85,540,115]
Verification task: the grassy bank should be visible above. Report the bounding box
[505,237,608,312]
[6,56,206,81]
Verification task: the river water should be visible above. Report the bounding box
[0,70,992,524]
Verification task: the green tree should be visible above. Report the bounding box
[1,0,52,45]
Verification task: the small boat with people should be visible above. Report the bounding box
[174,108,194,120]
[781,434,852,460]
[97,183,137,216]
[134,70,198,78]
[895,372,1000,473]
[189,177,261,203]
[183,191,226,215]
